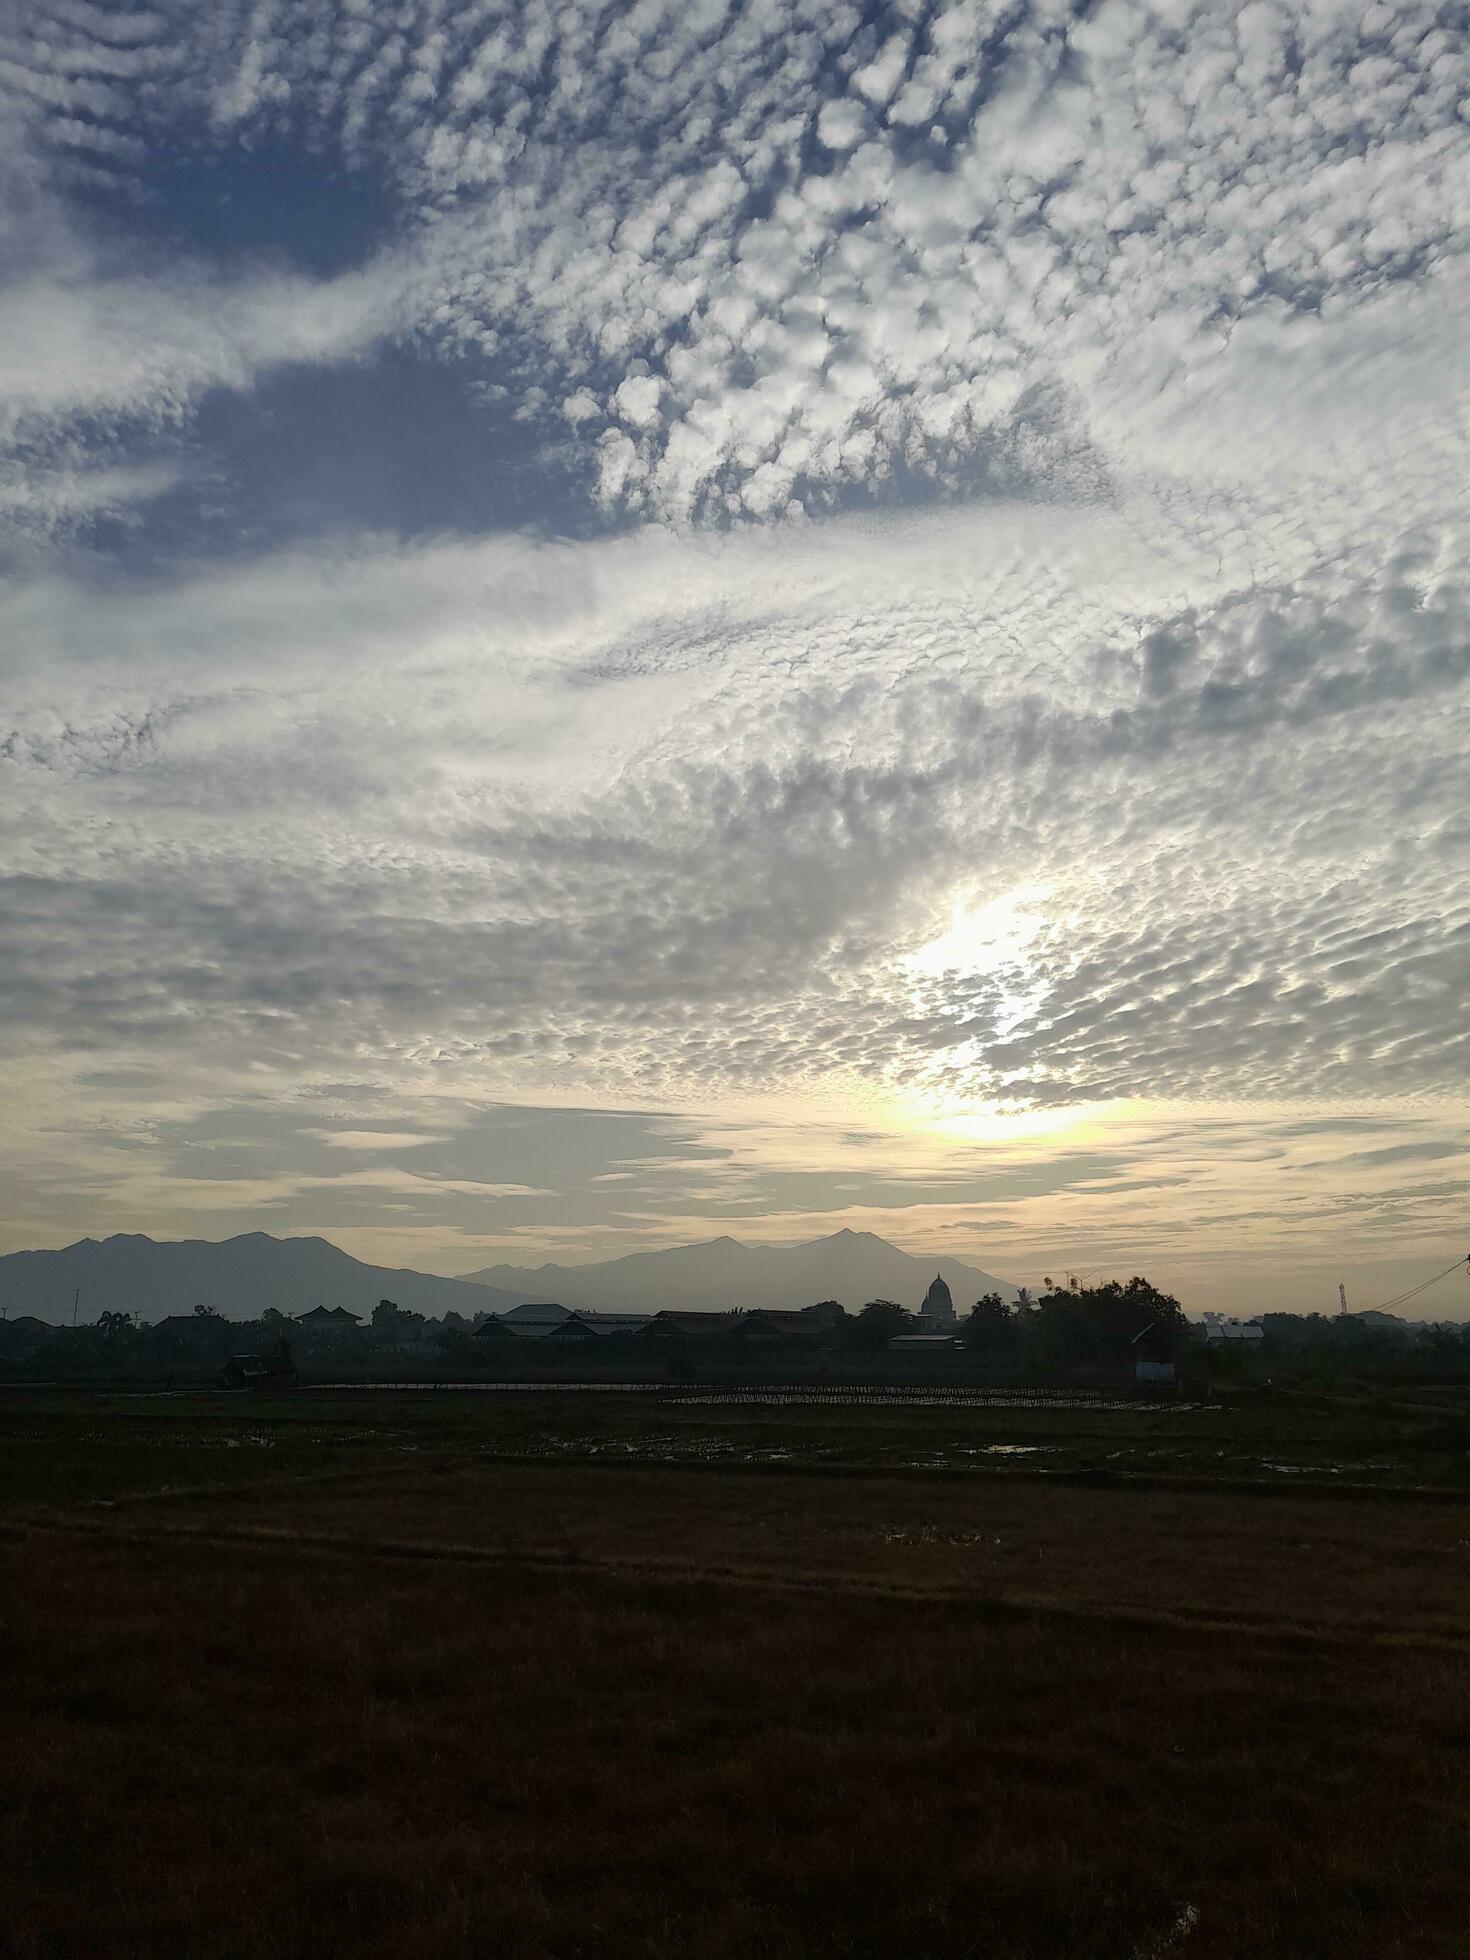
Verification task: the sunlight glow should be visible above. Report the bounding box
[905,883,1052,986]
[887,884,1063,1142]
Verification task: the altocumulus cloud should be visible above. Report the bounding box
[0,0,1465,1308]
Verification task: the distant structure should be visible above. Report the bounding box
[893,1273,960,1348]
[916,1272,955,1330]
[1199,1313,1264,1346]
[294,1306,362,1328]
[476,1303,654,1341]
[488,1301,575,1338]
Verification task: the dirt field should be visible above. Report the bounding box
[5,1387,1470,1958]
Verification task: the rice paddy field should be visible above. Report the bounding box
[5,1383,1470,1958]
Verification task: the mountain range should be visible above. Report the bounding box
[0,1228,1018,1323]
[462,1229,1018,1316]
[0,1233,525,1325]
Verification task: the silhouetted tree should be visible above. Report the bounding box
[961,1292,1015,1355]
[802,1300,848,1340]
[95,1310,136,1351]
[843,1300,912,1350]
[1030,1276,1187,1369]
[372,1298,426,1342]
[434,1324,481,1367]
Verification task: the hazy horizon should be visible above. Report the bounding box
[5,1221,1466,1325]
[3,2,1466,1321]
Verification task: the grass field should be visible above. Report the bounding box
[5,1386,1470,1958]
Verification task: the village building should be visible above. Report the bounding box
[483,1301,575,1338]
[1199,1314,1264,1345]
[294,1305,363,1329]
[0,1315,63,1359]
[543,1311,652,1340]
[637,1309,735,1343]
[729,1309,827,1346]
[146,1313,238,1356]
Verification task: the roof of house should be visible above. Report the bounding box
[545,1311,652,1338]
[295,1305,362,1325]
[640,1309,736,1338]
[0,1314,55,1343]
[487,1305,573,1338]
[730,1309,823,1341]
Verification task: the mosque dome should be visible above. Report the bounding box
[921,1272,954,1321]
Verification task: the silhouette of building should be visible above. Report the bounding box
[889,1273,961,1352]
[543,1310,652,1340]
[915,1272,955,1330]
[484,1301,574,1338]
[1198,1313,1263,1345]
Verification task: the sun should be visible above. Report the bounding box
[879,882,1079,1145]
[904,884,1051,985]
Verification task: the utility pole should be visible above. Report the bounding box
[72,1287,80,1328]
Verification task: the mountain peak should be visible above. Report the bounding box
[459,1229,1016,1314]
[0,1231,530,1324]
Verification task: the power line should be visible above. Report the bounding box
[1358,1255,1470,1318]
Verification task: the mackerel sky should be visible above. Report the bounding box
[2,0,1467,1313]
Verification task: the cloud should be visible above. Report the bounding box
[9,0,1466,532]
[0,0,1465,1314]
[3,493,1463,1123]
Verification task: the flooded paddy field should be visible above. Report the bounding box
[5,1378,1470,1499]
[6,1386,1470,1957]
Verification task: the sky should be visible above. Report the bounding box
[1,0,1467,1316]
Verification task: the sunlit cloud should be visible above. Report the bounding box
[0,0,1464,1313]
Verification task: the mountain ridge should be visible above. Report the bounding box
[0,1232,525,1324]
[462,1228,1019,1315]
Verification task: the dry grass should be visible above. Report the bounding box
[4,1398,1470,1958]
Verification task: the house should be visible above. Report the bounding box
[728,1310,824,1346]
[637,1309,736,1342]
[480,1302,574,1339]
[543,1311,652,1340]
[1128,1316,1180,1382]
[470,1314,515,1340]
[1135,1359,1176,1383]
[133,1312,240,1364]
[294,1306,363,1328]
[0,1315,57,1357]
[1198,1314,1264,1345]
